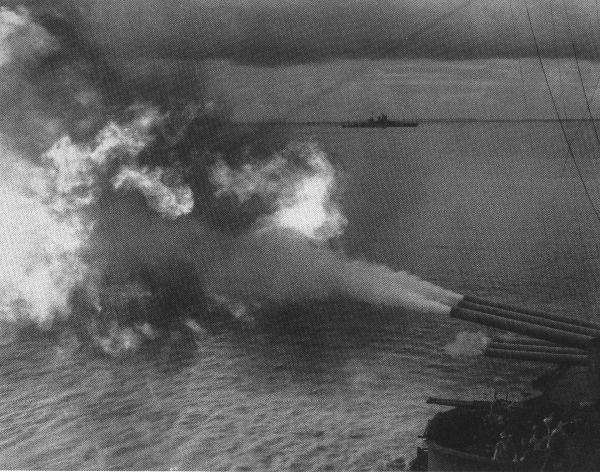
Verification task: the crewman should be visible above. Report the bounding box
[519,424,547,464]
[492,432,517,462]
[541,420,569,472]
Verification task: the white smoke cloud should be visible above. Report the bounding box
[0,9,90,323]
[211,142,347,240]
[0,144,89,323]
[208,142,460,315]
[0,6,465,347]
[444,331,490,357]
[0,6,55,67]
[112,166,194,219]
[206,225,458,316]
[0,54,192,327]
[0,118,146,324]
[40,121,150,210]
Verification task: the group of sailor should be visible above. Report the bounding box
[492,413,569,470]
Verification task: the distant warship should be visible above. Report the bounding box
[342,113,418,128]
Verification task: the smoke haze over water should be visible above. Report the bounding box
[0,5,461,353]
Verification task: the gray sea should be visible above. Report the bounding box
[2,122,600,470]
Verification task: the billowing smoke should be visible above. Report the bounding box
[208,152,458,314]
[444,331,490,357]
[0,6,462,354]
[206,228,458,316]
[0,145,87,325]
[210,142,347,240]
[112,166,194,219]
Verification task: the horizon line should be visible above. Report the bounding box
[235,118,600,125]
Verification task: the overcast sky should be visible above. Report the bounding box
[21,0,600,120]
[84,0,600,64]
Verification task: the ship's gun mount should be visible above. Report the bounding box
[450,296,600,397]
[450,297,600,348]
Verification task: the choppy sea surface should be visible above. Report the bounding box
[3,122,600,470]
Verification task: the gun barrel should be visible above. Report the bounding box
[487,342,585,355]
[426,397,489,409]
[491,335,558,346]
[458,300,600,338]
[450,306,592,348]
[484,348,589,366]
[464,295,600,331]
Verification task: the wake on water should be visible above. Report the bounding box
[0,6,461,357]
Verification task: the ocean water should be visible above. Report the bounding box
[2,122,600,470]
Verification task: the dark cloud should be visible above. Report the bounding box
[29,0,600,66]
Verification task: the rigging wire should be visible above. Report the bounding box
[508,0,538,167]
[524,0,600,227]
[560,0,600,151]
[552,0,600,165]
[551,0,600,273]
[549,0,568,118]
[520,0,570,269]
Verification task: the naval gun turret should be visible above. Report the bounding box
[449,296,600,399]
[411,296,600,471]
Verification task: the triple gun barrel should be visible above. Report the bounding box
[450,295,600,365]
